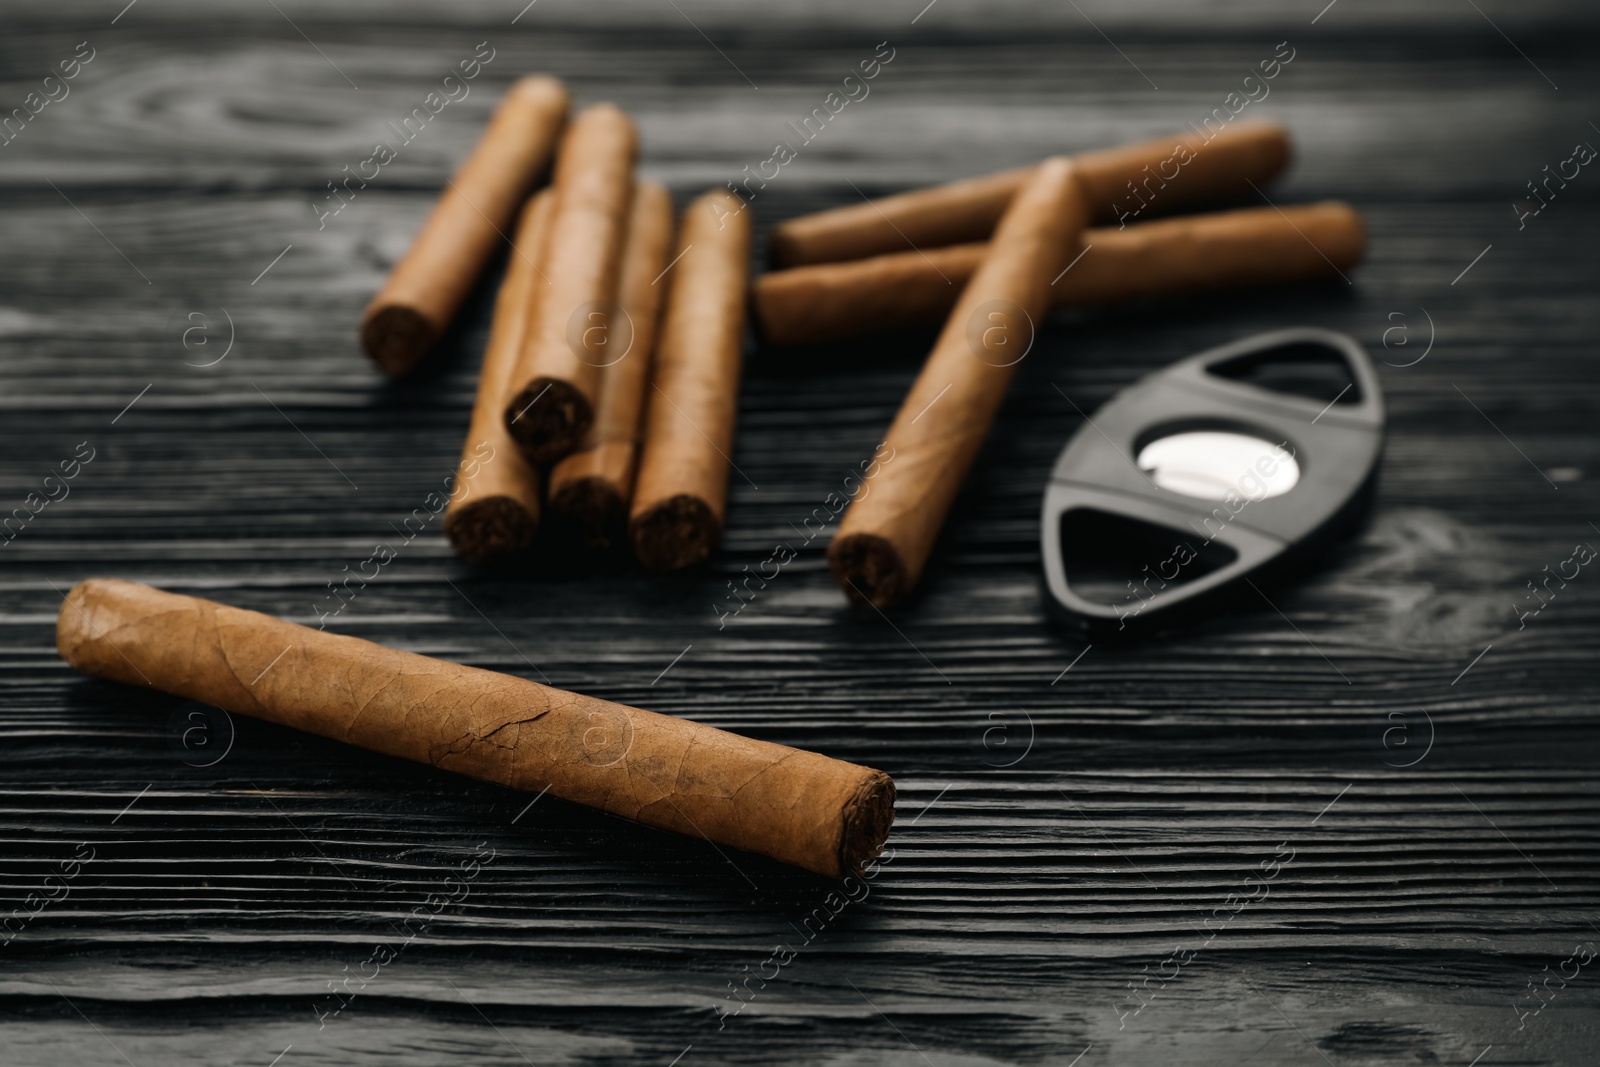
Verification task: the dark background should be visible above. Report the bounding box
[3,1,1599,1064]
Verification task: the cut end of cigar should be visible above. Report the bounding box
[504,377,594,465]
[361,304,438,376]
[828,533,910,610]
[838,769,896,878]
[444,496,540,563]
[630,494,721,571]
[549,476,628,551]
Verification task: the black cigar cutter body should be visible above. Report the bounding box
[1041,328,1385,635]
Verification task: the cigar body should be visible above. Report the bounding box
[629,190,752,570]
[548,181,676,548]
[442,192,558,562]
[361,76,569,375]
[829,158,1089,608]
[755,202,1367,346]
[504,105,638,465]
[57,579,894,878]
[769,122,1289,267]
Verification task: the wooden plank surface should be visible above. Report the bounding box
[3,4,1600,1065]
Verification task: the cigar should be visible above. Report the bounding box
[769,121,1289,268]
[829,158,1088,608]
[503,104,638,465]
[361,76,569,375]
[57,579,895,878]
[442,191,558,562]
[547,181,675,549]
[756,201,1366,346]
[629,190,752,570]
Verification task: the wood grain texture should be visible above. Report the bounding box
[3,5,1600,1066]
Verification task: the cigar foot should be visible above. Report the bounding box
[829,532,909,609]
[839,769,896,876]
[444,495,540,563]
[630,493,721,570]
[361,304,437,376]
[549,475,628,550]
[505,377,594,464]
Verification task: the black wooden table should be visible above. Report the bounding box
[4,2,1599,1064]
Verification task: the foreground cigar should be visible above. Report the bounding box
[443,191,558,562]
[769,121,1289,267]
[504,104,638,465]
[756,201,1366,346]
[629,190,752,570]
[830,158,1088,608]
[58,579,894,878]
[548,181,675,548]
[361,76,569,375]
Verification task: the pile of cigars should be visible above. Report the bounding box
[361,75,1366,608]
[55,75,1366,881]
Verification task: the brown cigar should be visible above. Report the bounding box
[442,191,558,562]
[547,181,675,548]
[756,201,1366,346]
[769,121,1289,268]
[504,104,638,465]
[361,76,569,375]
[629,190,752,570]
[829,158,1088,608]
[57,579,894,878]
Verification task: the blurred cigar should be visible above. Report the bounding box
[443,190,557,562]
[58,579,895,878]
[361,76,568,375]
[829,158,1089,608]
[504,104,638,465]
[756,202,1366,346]
[769,121,1290,268]
[547,181,675,549]
[629,190,752,570]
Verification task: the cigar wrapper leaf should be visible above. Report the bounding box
[548,180,677,548]
[769,121,1291,267]
[445,189,559,562]
[629,189,752,570]
[361,76,569,375]
[829,158,1091,608]
[57,579,895,879]
[755,201,1366,347]
[504,103,639,466]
